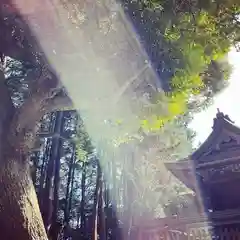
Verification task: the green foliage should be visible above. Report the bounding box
[165,10,231,94]
[137,0,238,131]
[201,59,232,94]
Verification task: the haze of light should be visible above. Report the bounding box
[13,0,163,216]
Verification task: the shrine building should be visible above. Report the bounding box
[136,111,240,240]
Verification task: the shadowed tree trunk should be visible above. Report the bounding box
[51,112,64,224]
[45,112,64,240]
[0,66,47,239]
[80,161,87,236]
[0,44,72,239]
[63,149,76,239]
[92,160,101,240]
[50,138,62,240]
[64,152,74,225]
[68,153,76,216]
[42,144,55,229]
[38,139,51,202]
[0,1,52,226]
[0,159,48,240]
[0,2,74,238]
[99,174,107,240]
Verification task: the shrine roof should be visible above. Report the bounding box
[191,110,240,161]
[165,110,240,190]
[165,160,196,190]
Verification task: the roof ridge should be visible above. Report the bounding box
[213,109,235,129]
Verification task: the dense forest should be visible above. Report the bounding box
[0,0,239,239]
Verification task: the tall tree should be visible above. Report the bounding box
[92,160,101,240]
[0,14,73,240]
[98,168,107,240]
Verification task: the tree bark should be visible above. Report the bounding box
[0,67,48,239]
[99,174,107,240]
[92,161,101,240]
[0,62,71,239]
[0,10,73,236]
[80,161,86,235]
[0,155,48,240]
[42,144,55,229]
[64,153,74,225]
[68,153,75,218]
[43,111,63,230]
[52,139,62,225]
[38,139,50,209]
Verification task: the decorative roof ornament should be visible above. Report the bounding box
[213,109,234,128]
[216,108,227,119]
[217,108,222,114]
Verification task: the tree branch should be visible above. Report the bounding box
[8,66,65,155]
[43,92,74,114]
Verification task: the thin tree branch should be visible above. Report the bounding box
[43,92,74,114]
[7,67,63,155]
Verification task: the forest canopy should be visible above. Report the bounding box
[134,0,239,131]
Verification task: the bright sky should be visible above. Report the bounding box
[190,48,240,145]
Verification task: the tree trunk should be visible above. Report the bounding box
[0,157,48,240]
[68,153,75,217]
[80,161,86,235]
[42,111,63,231]
[47,132,63,240]
[38,138,50,202]
[99,174,107,240]
[42,144,55,229]
[92,160,101,240]
[52,138,62,223]
[0,69,47,239]
[63,150,76,239]
[64,153,73,225]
